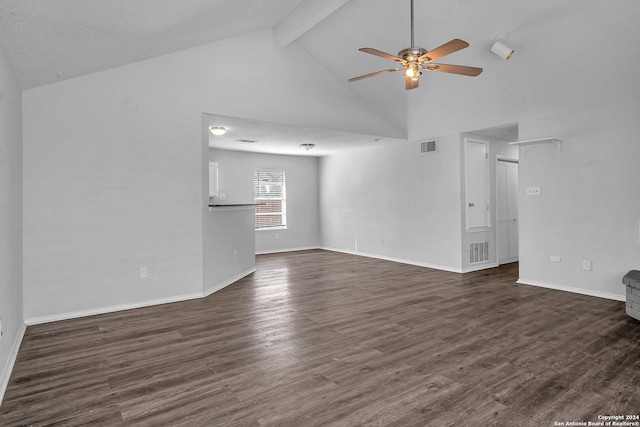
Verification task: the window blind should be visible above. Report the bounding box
[253,169,286,229]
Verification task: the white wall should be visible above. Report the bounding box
[22,28,382,321]
[518,100,640,300]
[210,149,320,253]
[319,136,462,272]
[22,72,205,321]
[0,47,23,402]
[203,207,256,293]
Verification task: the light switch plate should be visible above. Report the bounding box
[527,186,541,196]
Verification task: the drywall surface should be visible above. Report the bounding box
[210,149,320,253]
[319,136,462,271]
[22,28,384,320]
[203,207,255,293]
[518,100,640,300]
[0,46,23,402]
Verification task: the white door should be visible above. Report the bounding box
[465,139,490,229]
[497,160,519,264]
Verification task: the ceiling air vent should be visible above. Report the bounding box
[420,139,437,153]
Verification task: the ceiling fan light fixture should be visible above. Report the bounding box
[405,63,421,79]
[491,40,514,60]
[210,126,226,136]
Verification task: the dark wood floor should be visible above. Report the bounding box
[2,250,639,426]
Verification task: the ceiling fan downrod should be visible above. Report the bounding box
[410,0,415,48]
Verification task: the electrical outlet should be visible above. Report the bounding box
[233,250,238,259]
[218,193,226,200]
[550,256,561,263]
[379,238,384,245]
[583,260,592,271]
[527,187,541,196]
[140,267,148,278]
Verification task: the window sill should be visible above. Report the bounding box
[466,226,491,233]
[256,226,288,232]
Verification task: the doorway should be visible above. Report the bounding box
[496,158,519,264]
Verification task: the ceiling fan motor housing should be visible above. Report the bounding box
[398,47,429,62]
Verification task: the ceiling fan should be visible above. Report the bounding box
[348,0,483,90]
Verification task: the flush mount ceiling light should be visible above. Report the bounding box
[300,143,315,151]
[209,126,226,136]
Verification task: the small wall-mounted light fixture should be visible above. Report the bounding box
[300,143,315,151]
[209,126,226,136]
[491,33,514,60]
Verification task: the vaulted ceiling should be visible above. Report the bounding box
[2,0,640,153]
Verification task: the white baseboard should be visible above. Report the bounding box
[461,263,499,273]
[517,278,625,302]
[0,322,26,406]
[319,246,463,273]
[25,292,204,326]
[255,246,319,255]
[25,267,260,326]
[203,267,256,297]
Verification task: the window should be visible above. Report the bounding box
[253,169,286,230]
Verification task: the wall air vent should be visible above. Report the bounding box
[420,139,437,153]
[237,139,257,143]
[469,242,489,264]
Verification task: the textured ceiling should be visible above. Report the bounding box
[0,0,305,89]
[2,0,640,155]
[206,114,405,157]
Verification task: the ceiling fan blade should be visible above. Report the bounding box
[405,77,419,90]
[348,67,403,82]
[418,39,469,62]
[421,63,483,77]
[359,48,405,63]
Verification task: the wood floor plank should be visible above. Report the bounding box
[2,249,639,426]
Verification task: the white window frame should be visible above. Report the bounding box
[253,168,287,231]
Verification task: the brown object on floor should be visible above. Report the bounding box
[2,250,639,426]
